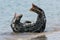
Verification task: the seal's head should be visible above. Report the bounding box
[11,13,23,32]
[12,13,23,24]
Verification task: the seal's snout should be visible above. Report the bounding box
[14,13,23,18]
[14,13,23,20]
[19,14,23,18]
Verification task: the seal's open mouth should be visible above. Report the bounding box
[12,13,23,24]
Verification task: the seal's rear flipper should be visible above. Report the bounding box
[30,3,44,15]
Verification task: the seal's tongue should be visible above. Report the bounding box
[14,13,23,20]
[14,13,20,18]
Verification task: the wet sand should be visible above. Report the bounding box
[0,31,60,40]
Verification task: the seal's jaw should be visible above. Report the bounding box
[12,13,23,24]
[11,13,23,32]
[16,14,23,21]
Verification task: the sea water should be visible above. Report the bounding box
[0,0,60,40]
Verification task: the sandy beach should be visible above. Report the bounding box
[0,31,60,40]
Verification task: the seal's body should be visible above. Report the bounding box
[11,4,46,33]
